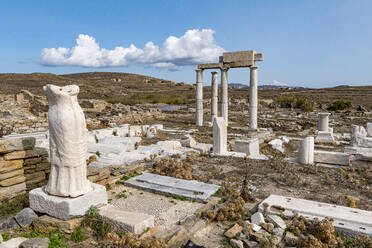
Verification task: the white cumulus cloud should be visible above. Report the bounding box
[40,29,225,70]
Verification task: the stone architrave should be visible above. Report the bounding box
[249,66,258,130]
[213,117,227,155]
[211,72,218,122]
[297,136,314,165]
[195,69,203,126]
[43,85,92,197]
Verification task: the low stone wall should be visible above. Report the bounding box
[0,137,49,200]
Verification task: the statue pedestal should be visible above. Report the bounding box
[29,183,107,220]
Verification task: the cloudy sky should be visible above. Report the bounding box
[1,0,372,87]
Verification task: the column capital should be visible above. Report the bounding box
[250,65,258,70]
[220,68,229,72]
[211,71,218,75]
[195,69,203,72]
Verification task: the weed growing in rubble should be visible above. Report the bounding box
[81,206,111,240]
[0,193,29,218]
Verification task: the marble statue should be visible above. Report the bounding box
[44,84,92,197]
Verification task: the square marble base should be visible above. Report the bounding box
[29,183,107,220]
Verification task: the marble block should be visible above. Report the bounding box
[29,183,107,220]
[315,131,335,143]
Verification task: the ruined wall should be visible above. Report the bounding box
[0,137,49,199]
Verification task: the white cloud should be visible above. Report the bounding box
[40,29,225,70]
[272,80,288,86]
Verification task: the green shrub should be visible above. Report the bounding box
[49,231,68,248]
[0,193,29,218]
[327,100,352,111]
[277,95,313,112]
[70,227,86,243]
[81,206,111,240]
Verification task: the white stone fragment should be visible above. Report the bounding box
[268,139,284,153]
[315,131,335,143]
[251,212,265,226]
[367,123,372,137]
[99,205,154,234]
[0,237,28,248]
[267,214,287,229]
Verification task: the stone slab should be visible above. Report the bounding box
[258,194,372,237]
[99,205,154,234]
[0,137,35,154]
[0,237,28,248]
[314,150,351,166]
[29,183,107,220]
[124,172,220,202]
[344,146,372,157]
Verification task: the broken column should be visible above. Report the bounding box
[195,69,204,126]
[315,112,334,143]
[297,136,314,165]
[211,72,218,122]
[29,84,107,220]
[213,117,227,155]
[220,68,229,125]
[249,66,258,130]
[318,113,330,131]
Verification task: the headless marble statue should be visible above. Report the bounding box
[44,84,92,197]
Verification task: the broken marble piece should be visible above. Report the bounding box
[351,125,372,148]
[213,117,227,155]
[297,136,314,165]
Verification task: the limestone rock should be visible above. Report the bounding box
[0,137,35,154]
[20,238,49,248]
[0,182,26,200]
[0,175,26,187]
[224,223,243,238]
[15,208,38,228]
[0,237,28,248]
[261,222,274,233]
[0,160,23,173]
[230,239,244,248]
[284,232,299,246]
[242,240,259,248]
[32,215,82,234]
[267,214,286,229]
[251,212,265,226]
[0,216,19,232]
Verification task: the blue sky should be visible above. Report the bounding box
[1,0,372,88]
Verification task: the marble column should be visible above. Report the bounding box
[211,72,218,122]
[249,66,258,130]
[298,136,314,165]
[195,69,203,126]
[318,113,330,132]
[213,117,227,155]
[220,68,229,125]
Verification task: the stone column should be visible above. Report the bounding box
[211,72,218,122]
[249,66,258,130]
[220,68,229,125]
[318,113,330,132]
[195,69,203,126]
[213,117,227,155]
[298,136,314,165]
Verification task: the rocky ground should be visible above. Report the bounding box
[0,72,371,247]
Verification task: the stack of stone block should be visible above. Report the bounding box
[0,137,49,200]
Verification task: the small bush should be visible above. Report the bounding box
[49,231,68,248]
[277,95,313,112]
[327,100,352,111]
[70,227,86,243]
[0,193,29,218]
[81,206,111,240]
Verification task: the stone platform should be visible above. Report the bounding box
[29,183,107,220]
